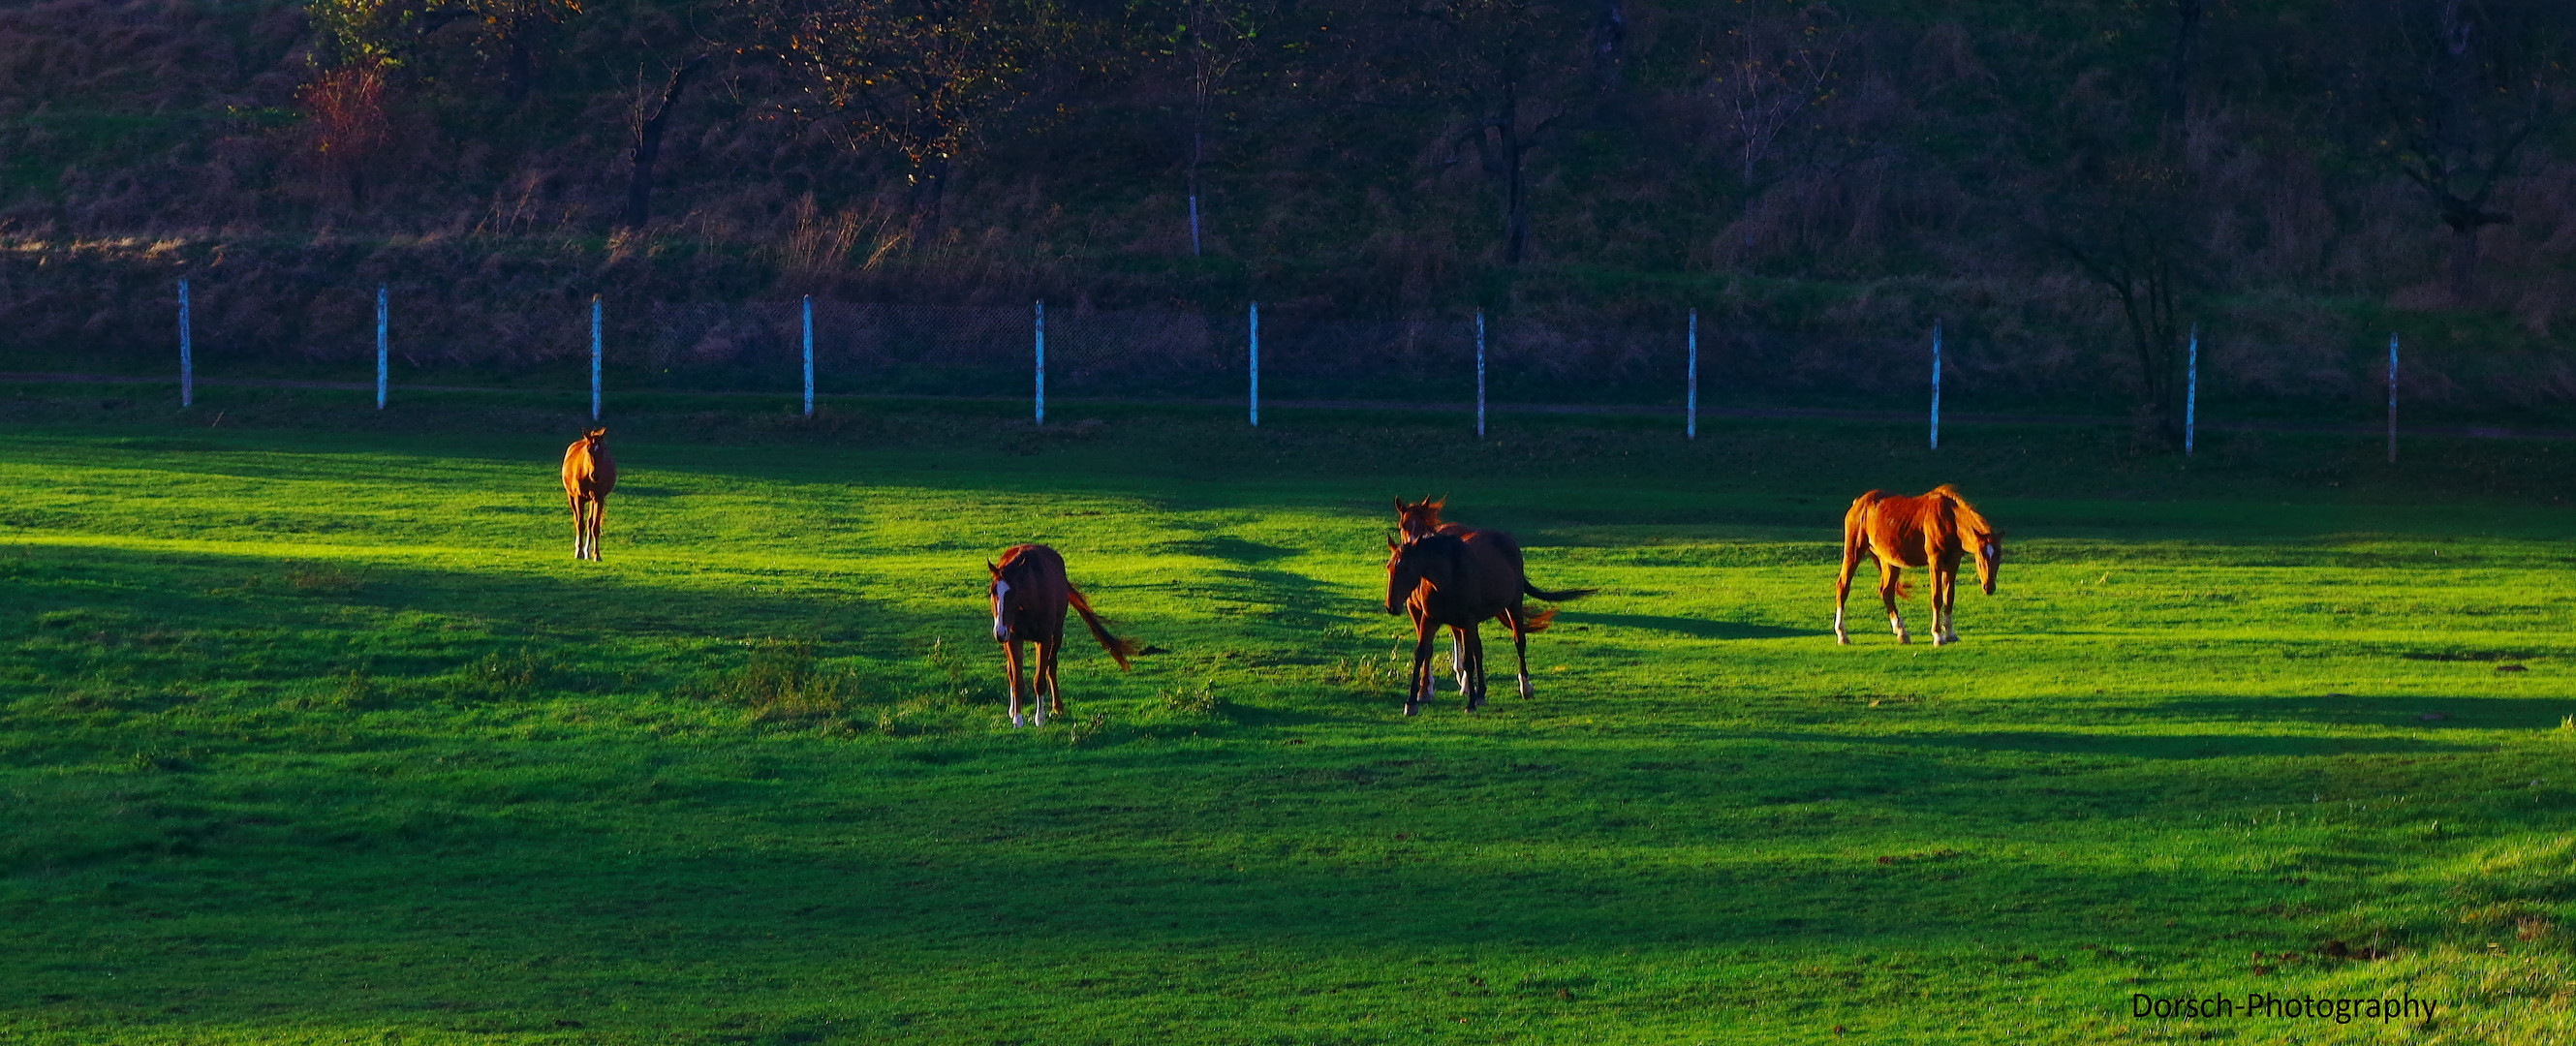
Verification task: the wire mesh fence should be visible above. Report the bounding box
[10,276,2530,444]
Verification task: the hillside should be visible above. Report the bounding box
[1,0,2572,422]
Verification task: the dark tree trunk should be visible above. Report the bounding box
[2165,0,2202,127]
[1497,77,1528,266]
[908,156,951,248]
[624,55,707,231]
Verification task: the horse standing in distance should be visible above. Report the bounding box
[987,544,1141,727]
[1382,519,1594,716]
[561,427,617,561]
[1833,484,2003,645]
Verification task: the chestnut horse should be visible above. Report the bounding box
[987,544,1140,727]
[561,427,617,561]
[1833,484,2003,645]
[1382,525,1593,716]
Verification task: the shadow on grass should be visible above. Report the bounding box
[1742,727,2479,759]
[1553,611,1820,640]
[2160,694,2575,731]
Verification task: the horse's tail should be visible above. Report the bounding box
[1522,580,1597,603]
[1065,584,1139,670]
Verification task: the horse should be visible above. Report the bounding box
[987,544,1141,727]
[561,427,617,561]
[1395,496,1467,541]
[1382,527,1594,716]
[1832,484,2003,645]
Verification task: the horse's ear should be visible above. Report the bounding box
[986,559,1000,576]
[1385,531,1400,550]
[1393,497,1409,513]
[1431,496,1445,510]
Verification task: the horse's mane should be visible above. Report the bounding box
[995,543,1043,573]
[1930,484,1996,538]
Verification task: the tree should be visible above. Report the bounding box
[625,54,711,230]
[1691,0,1841,188]
[297,60,396,206]
[1168,0,1257,256]
[2341,0,2568,304]
[756,0,1061,247]
[1386,0,1588,267]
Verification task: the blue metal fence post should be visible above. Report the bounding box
[177,278,193,408]
[590,294,602,421]
[1930,321,1942,449]
[1034,300,1046,425]
[376,285,388,410]
[1474,310,1487,439]
[2184,323,2198,456]
[1687,308,1698,440]
[2387,333,2399,463]
[1248,301,1259,427]
[802,294,815,417]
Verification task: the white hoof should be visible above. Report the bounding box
[1518,674,1533,700]
[1011,714,1025,728]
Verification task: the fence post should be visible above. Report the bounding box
[802,294,815,417]
[2386,333,2399,463]
[1248,300,1259,427]
[590,294,602,421]
[1930,321,1942,449]
[177,278,193,408]
[2184,323,2198,456]
[1190,195,1202,258]
[376,285,388,410]
[1687,308,1698,440]
[1474,310,1487,439]
[1034,300,1046,426]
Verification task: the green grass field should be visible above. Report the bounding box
[3,385,2574,1044]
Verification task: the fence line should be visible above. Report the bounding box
[137,290,2448,450]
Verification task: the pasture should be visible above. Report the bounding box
[2,385,2573,1044]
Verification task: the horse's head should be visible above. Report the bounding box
[1972,529,2003,595]
[1393,496,1447,541]
[987,558,1023,641]
[1382,531,1454,615]
[583,426,607,447]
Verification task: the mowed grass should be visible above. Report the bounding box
[3,386,2575,1045]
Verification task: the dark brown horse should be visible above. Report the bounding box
[987,544,1140,727]
[1382,526,1593,716]
[561,427,616,561]
[1833,484,2003,645]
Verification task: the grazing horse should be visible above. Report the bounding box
[561,427,617,561]
[987,544,1140,727]
[1382,528,1594,716]
[1833,484,2003,645]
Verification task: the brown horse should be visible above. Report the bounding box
[987,544,1140,727]
[1382,526,1593,716]
[1833,484,2003,645]
[561,427,617,561]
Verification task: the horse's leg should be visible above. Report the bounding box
[590,498,606,562]
[1834,535,1864,645]
[1004,638,1027,727]
[1406,624,1437,716]
[1505,605,1534,699]
[1042,631,1065,722]
[1473,621,1494,711]
[1933,561,1957,645]
[1878,561,1909,643]
[1448,629,1470,697]
[569,494,585,559]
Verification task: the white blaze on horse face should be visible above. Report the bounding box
[991,580,1011,641]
